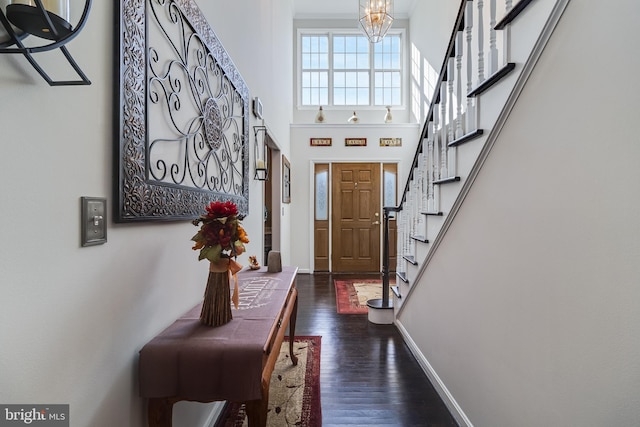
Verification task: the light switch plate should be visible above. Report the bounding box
[81,197,107,247]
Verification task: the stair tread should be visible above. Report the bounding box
[448,129,484,147]
[468,62,516,97]
[433,176,461,185]
[410,235,429,244]
[495,0,536,30]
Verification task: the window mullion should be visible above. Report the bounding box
[370,44,375,107]
[328,31,334,107]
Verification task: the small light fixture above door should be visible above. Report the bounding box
[314,106,325,123]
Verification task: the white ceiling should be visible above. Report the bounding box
[293,0,418,19]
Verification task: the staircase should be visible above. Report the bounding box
[389,0,571,317]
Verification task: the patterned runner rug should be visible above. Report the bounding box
[216,336,322,427]
[334,279,390,314]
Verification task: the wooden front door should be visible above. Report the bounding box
[331,163,381,272]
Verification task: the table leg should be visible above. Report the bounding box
[148,397,178,427]
[289,291,299,365]
[245,394,268,427]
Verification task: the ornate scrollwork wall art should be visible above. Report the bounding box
[114,0,249,222]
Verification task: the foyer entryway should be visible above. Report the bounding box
[313,162,398,273]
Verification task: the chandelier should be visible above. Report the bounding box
[359,0,393,43]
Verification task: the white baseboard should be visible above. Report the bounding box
[395,320,473,427]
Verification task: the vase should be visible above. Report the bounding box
[384,106,393,123]
[200,261,233,327]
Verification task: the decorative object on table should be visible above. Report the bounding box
[310,137,332,147]
[267,251,282,273]
[248,255,260,270]
[379,137,402,147]
[192,201,250,326]
[347,111,359,123]
[314,106,325,123]
[115,0,250,222]
[345,138,367,147]
[384,106,393,123]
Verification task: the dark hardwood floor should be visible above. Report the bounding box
[294,273,458,427]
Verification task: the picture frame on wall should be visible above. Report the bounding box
[310,138,332,146]
[114,0,250,222]
[380,137,402,147]
[282,155,291,204]
[345,138,367,146]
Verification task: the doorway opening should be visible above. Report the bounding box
[313,162,397,273]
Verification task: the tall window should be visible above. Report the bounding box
[299,31,403,107]
[301,35,329,105]
[374,35,402,106]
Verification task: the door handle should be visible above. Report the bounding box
[372,221,380,225]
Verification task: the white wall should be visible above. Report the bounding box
[0,1,292,426]
[408,0,460,122]
[398,0,640,425]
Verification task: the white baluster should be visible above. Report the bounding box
[403,208,411,261]
[465,1,476,132]
[477,0,485,84]
[489,0,498,74]
[447,56,455,140]
[502,0,512,65]
[447,57,456,177]
[455,31,464,137]
[408,186,414,243]
[426,124,435,213]
[440,84,448,178]
[419,144,427,212]
[395,237,401,276]
[397,210,405,273]
[420,140,428,212]
[410,180,418,246]
[414,179,423,240]
[399,210,405,258]
[405,187,412,240]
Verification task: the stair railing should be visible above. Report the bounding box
[385,0,524,293]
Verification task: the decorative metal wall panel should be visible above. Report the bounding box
[115,0,249,222]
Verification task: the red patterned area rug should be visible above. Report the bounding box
[216,336,322,427]
[334,279,387,314]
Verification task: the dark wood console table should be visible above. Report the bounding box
[139,266,298,427]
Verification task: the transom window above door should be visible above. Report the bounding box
[298,31,403,107]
